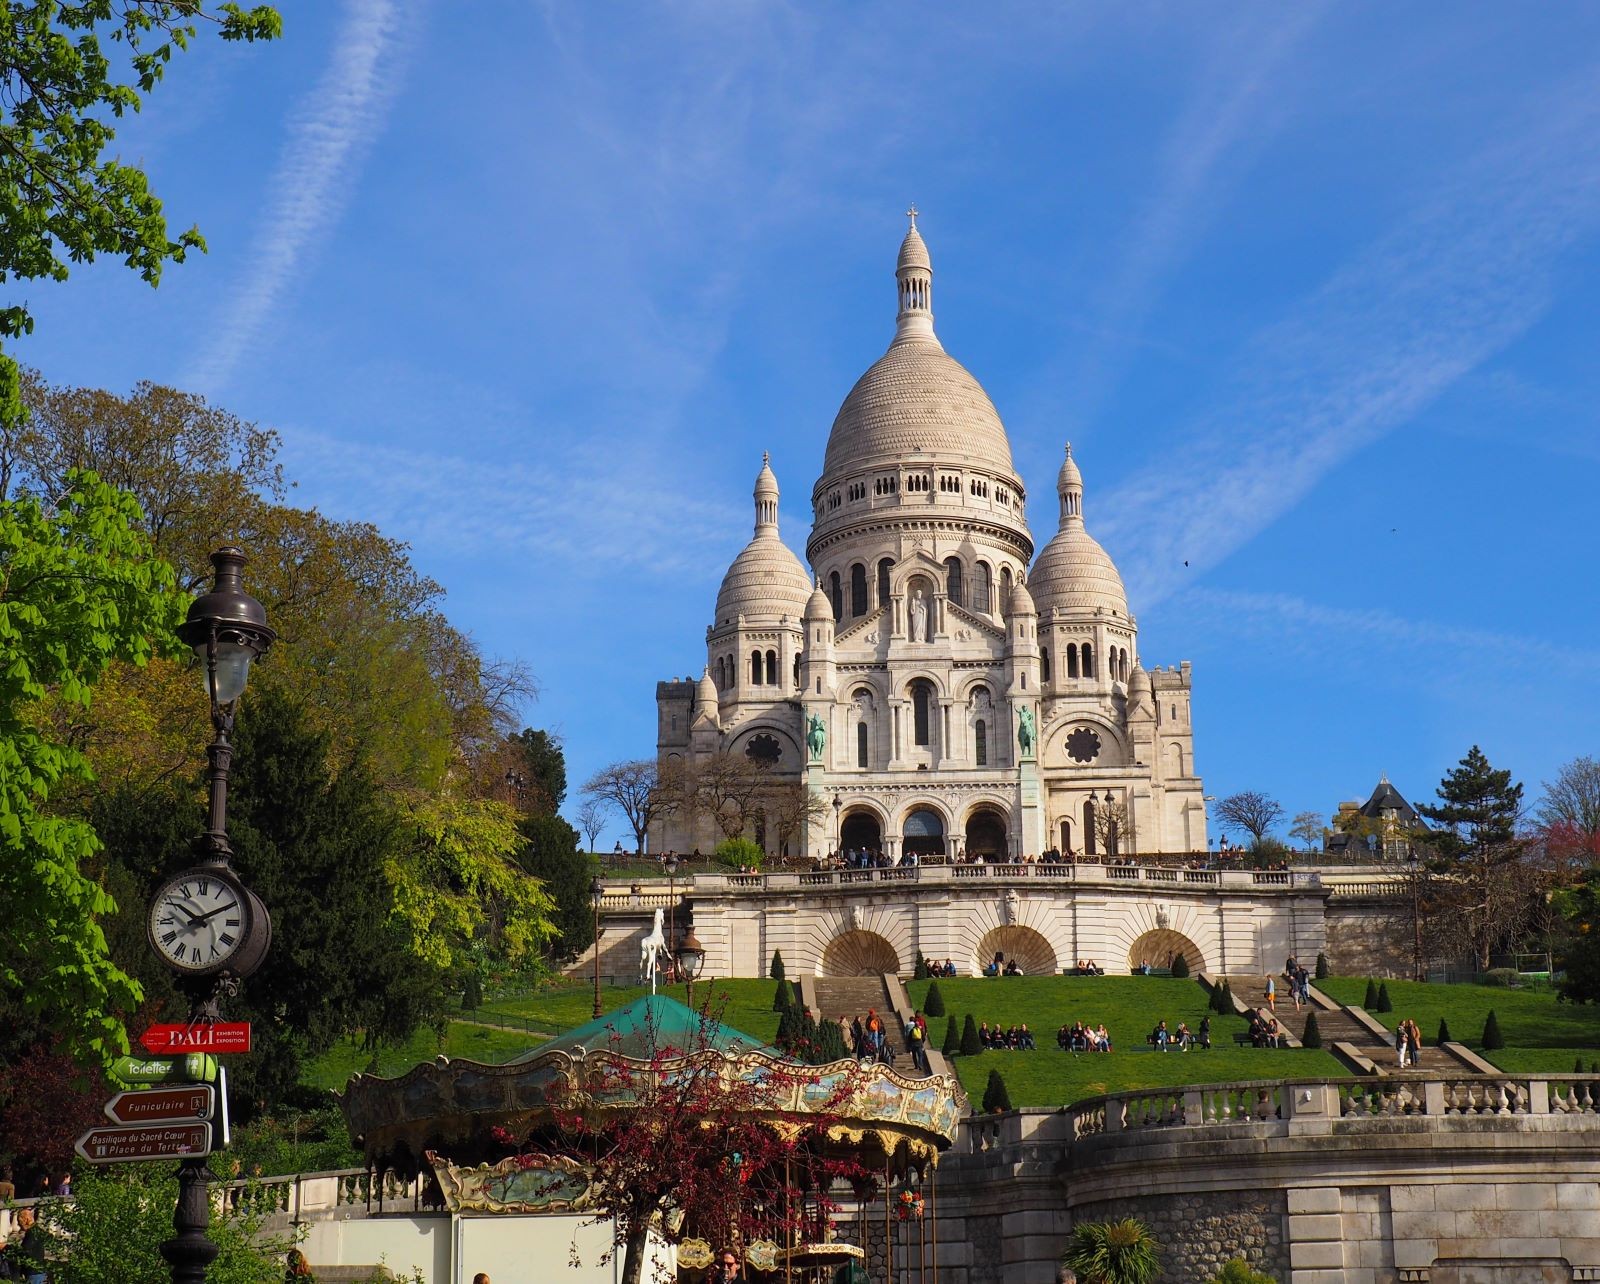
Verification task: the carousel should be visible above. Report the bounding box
[338,994,964,1283]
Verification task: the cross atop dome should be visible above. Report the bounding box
[906,204,919,228]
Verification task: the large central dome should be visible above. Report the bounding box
[822,339,1016,475]
[820,221,1017,478]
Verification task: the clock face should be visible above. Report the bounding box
[149,870,248,974]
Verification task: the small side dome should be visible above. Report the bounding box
[714,456,812,625]
[1030,445,1130,618]
[1007,577,1037,617]
[804,580,834,622]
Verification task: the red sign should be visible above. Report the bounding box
[140,1022,252,1055]
[103,1085,214,1126]
[75,1123,211,1165]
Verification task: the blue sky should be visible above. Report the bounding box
[21,2,1600,844]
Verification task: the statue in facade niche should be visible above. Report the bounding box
[910,587,929,642]
[806,713,827,761]
[1017,706,1036,757]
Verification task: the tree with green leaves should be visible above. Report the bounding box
[0,471,184,1070]
[1289,810,1326,851]
[0,2,281,431]
[583,758,676,854]
[1062,1218,1161,1284]
[1418,746,1529,970]
[517,811,595,963]
[511,726,567,813]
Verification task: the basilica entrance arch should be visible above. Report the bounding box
[974,926,1057,977]
[821,930,901,977]
[840,809,882,855]
[902,807,946,857]
[965,807,1009,860]
[1127,929,1203,975]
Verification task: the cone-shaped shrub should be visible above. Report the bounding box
[1171,953,1190,979]
[961,1013,981,1057]
[1302,1011,1322,1048]
[925,981,946,1018]
[914,955,931,980]
[1217,980,1235,1015]
[776,1007,800,1054]
[1363,979,1380,1009]
[770,950,786,980]
[1376,982,1393,1013]
[941,1016,960,1056]
[1591,1059,1598,1075]
[1315,952,1329,980]
[982,1068,1013,1113]
[1576,1056,1586,1074]
[1437,1018,1452,1045]
[773,978,796,1012]
[814,1018,849,1064]
[1482,1009,1504,1050]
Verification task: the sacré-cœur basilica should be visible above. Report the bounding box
[654,215,1207,863]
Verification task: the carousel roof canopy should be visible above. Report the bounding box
[510,994,770,1064]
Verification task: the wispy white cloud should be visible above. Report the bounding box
[1098,67,1600,606]
[1064,5,1330,433]
[186,0,407,391]
[1169,587,1600,684]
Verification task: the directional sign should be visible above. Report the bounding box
[76,1122,211,1165]
[140,1022,252,1055]
[103,1085,214,1126]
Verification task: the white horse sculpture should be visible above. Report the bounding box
[639,907,670,993]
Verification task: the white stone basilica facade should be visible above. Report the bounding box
[654,220,1207,860]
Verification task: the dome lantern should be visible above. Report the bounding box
[895,206,936,345]
[1058,442,1083,525]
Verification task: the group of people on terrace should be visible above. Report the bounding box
[920,955,959,977]
[1057,1021,1113,1052]
[1146,1017,1211,1051]
[979,1022,1037,1050]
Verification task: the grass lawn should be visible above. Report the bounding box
[476,978,785,1046]
[302,1021,534,1092]
[907,976,1345,1107]
[1485,1048,1600,1075]
[1317,976,1600,1058]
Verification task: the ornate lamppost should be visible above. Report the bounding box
[149,547,275,1284]
[676,928,706,1011]
[590,876,606,1018]
[664,853,680,982]
[832,792,842,855]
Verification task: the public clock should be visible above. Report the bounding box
[147,866,271,980]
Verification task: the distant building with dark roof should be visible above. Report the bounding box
[1325,775,1425,861]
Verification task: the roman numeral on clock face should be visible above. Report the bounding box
[162,931,178,946]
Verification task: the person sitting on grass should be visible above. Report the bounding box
[1057,1023,1072,1051]
[979,1021,993,1049]
[1018,1023,1037,1050]
[1094,1023,1112,1052]
[1148,1020,1171,1050]
[1004,959,1023,976]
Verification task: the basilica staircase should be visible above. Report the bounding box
[802,973,953,1084]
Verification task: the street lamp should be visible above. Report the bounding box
[833,792,843,855]
[664,853,681,982]
[590,876,606,1018]
[154,547,275,1284]
[676,928,706,1010]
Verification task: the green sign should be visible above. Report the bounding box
[112,1053,219,1085]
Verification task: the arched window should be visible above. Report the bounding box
[1000,565,1013,597]
[1082,642,1095,678]
[1083,799,1097,857]
[856,722,868,769]
[1040,646,1051,682]
[943,557,963,608]
[764,650,777,685]
[877,557,894,607]
[1067,643,1079,678]
[793,653,801,687]
[973,561,992,614]
[750,651,762,684]
[850,563,868,617]
[829,571,843,621]
[715,657,724,689]
[911,680,933,746]
[1059,819,1072,855]
[975,719,987,766]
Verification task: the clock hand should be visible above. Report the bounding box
[191,902,239,925]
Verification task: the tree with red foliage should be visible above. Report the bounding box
[498,1002,872,1284]
[0,1041,108,1181]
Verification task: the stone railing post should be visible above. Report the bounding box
[1423,1080,1446,1115]
[1529,1078,1550,1114]
[1183,1090,1203,1125]
[1104,1099,1124,1133]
